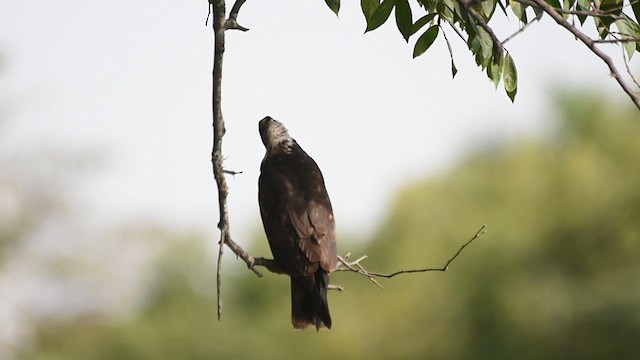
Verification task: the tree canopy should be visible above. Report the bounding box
[323,0,640,107]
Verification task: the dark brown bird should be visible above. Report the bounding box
[258,116,338,330]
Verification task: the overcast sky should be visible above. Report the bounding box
[2,0,636,243]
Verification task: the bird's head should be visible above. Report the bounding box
[259,116,293,151]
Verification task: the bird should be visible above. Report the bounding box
[258,116,338,330]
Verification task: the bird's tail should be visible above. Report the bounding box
[290,270,331,330]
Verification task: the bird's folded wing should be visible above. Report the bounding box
[288,201,337,272]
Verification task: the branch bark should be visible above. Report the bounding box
[515,0,640,109]
[210,0,259,321]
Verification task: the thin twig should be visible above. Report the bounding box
[337,254,384,288]
[205,1,213,27]
[593,38,640,44]
[225,0,249,31]
[517,0,640,109]
[336,225,487,282]
[222,169,244,175]
[517,0,629,17]
[593,37,640,44]
[502,11,543,45]
[439,3,468,43]
[448,21,468,43]
[557,8,624,19]
[621,44,640,89]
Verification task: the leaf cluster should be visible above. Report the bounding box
[323,0,640,102]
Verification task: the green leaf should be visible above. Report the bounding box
[544,0,562,10]
[599,0,622,30]
[411,13,437,35]
[544,0,565,21]
[472,26,493,67]
[487,54,503,88]
[615,15,640,59]
[420,0,438,12]
[395,0,413,42]
[506,87,517,102]
[366,0,396,32]
[480,0,496,19]
[503,52,518,102]
[451,60,459,78]
[325,0,340,16]
[508,0,528,24]
[576,0,590,25]
[440,0,457,22]
[413,25,439,58]
[361,0,381,22]
[561,0,572,19]
[564,0,576,10]
[596,18,611,39]
[600,0,623,14]
[633,0,640,24]
[532,5,544,18]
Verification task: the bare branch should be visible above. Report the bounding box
[210,0,256,321]
[225,0,250,31]
[210,0,228,322]
[516,0,640,109]
[336,225,487,283]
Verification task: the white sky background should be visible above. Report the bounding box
[1,0,637,244]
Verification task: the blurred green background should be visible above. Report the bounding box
[3,92,639,359]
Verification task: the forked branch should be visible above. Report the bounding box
[335,225,487,288]
[514,0,640,109]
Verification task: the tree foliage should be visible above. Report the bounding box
[18,92,640,359]
[325,0,640,106]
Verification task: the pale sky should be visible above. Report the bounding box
[1,0,636,244]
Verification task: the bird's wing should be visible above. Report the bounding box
[288,199,337,273]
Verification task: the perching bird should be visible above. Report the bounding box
[258,116,338,330]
